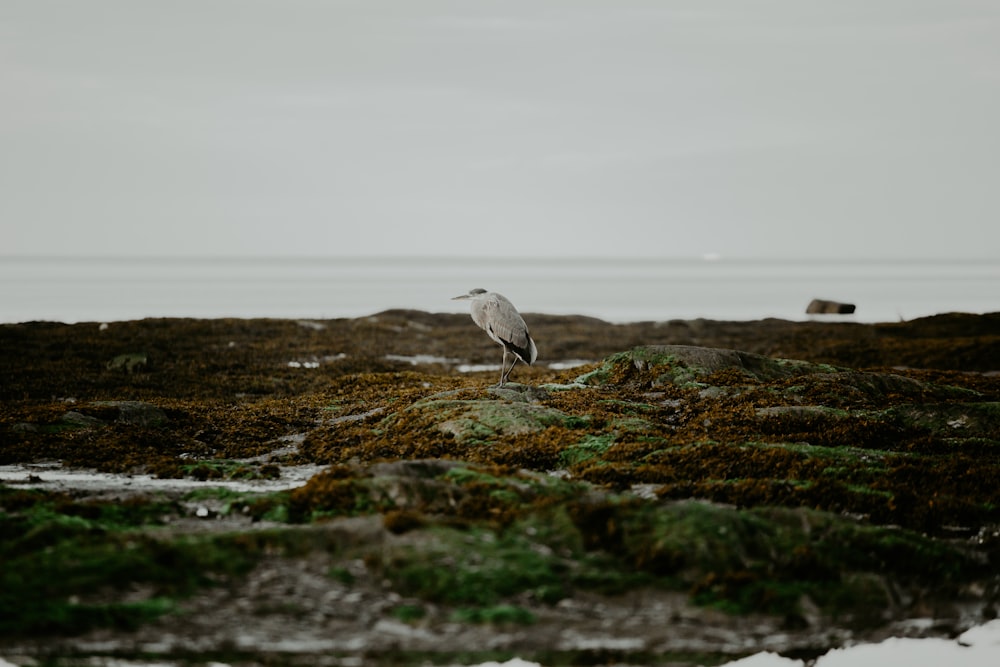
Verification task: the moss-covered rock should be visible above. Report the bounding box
[412,397,576,444]
[579,345,843,388]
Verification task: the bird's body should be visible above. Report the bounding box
[452,289,537,386]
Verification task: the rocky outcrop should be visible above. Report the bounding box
[1,315,999,664]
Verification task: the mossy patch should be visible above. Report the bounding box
[450,605,536,625]
[0,517,257,637]
[560,433,616,467]
[413,398,579,444]
[179,459,282,481]
[382,526,568,606]
[582,346,847,389]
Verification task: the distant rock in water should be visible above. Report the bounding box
[807,298,856,315]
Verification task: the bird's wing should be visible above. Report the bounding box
[480,294,535,364]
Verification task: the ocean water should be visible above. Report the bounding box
[1,256,997,325]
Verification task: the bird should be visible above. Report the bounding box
[452,288,538,387]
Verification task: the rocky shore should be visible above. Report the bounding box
[1,311,999,666]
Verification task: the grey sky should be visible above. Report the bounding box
[2,0,998,259]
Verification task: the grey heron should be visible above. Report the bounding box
[452,288,538,386]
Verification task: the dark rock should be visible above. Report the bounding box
[368,459,465,479]
[92,400,169,427]
[807,299,856,315]
[58,411,105,428]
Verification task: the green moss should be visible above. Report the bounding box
[5,597,177,637]
[392,604,426,622]
[450,605,536,625]
[386,397,587,446]
[568,499,984,616]
[442,466,509,487]
[0,530,258,637]
[179,487,294,522]
[0,483,363,637]
[0,487,179,548]
[329,566,356,585]
[620,501,767,575]
[691,572,805,616]
[443,465,587,504]
[599,399,660,413]
[383,526,568,606]
[179,459,281,481]
[612,417,657,433]
[560,433,616,467]
[380,505,651,607]
[574,359,617,385]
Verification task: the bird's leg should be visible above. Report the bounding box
[498,348,509,387]
[500,350,519,386]
[508,357,520,384]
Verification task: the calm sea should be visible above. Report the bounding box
[1,256,997,325]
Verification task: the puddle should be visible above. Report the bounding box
[546,359,595,370]
[385,353,463,365]
[0,462,326,495]
[384,356,594,373]
[457,363,501,373]
[286,360,320,368]
[328,406,387,425]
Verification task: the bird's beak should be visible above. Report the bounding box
[451,294,470,301]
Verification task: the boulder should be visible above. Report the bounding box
[806,299,856,315]
[105,352,149,373]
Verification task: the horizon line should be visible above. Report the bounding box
[3,253,999,263]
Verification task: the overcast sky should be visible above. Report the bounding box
[2,0,998,259]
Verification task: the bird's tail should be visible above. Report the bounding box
[527,335,538,365]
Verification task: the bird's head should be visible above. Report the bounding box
[451,288,488,301]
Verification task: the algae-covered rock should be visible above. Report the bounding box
[579,345,842,387]
[56,411,105,429]
[398,395,580,445]
[105,352,149,373]
[885,402,1000,437]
